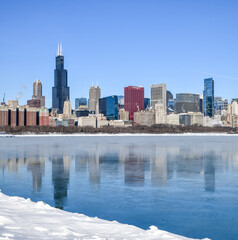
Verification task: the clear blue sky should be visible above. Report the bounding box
[0,0,238,108]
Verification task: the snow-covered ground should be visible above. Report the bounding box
[0,192,210,240]
[1,132,237,138]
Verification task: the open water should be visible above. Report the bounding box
[0,135,238,240]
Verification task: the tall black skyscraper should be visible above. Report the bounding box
[52,43,70,113]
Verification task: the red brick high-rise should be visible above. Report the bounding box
[124,86,144,121]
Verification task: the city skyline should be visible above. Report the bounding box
[0,1,238,108]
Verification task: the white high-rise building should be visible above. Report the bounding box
[155,102,167,124]
[63,99,71,118]
[231,100,238,115]
[151,84,167,109]
[89,85,101,113]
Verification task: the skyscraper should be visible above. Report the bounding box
[99,95,119,120]
[32,79,45,107]
[175,93,200,113]
[75,98,87,109]
[63,99,71,118]
[144,98,150,109]
[155,102,167,124]
[52,43,70,114]
[203,78,214,117]
[89,85,101,113]
[151,84,167,109]
[106,95,119,120]
[124,86,144,121]
[99,97,107,116]
[214,97,228,115]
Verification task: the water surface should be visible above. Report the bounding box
[0,135,238,240]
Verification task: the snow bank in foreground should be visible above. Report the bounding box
[0,192,209,240]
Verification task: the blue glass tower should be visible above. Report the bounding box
[203,78,214,117]
[99,96,119,120]
[144,98,150,109]
[106,96,118,120]
[52,43,70,113]
[75,98,87,109]
[99,98,107,116]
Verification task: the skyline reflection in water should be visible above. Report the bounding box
[0,136,238,240]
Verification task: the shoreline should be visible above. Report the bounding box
[1,132,238,137]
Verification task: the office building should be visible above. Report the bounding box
[0,107,9,126]
[134,111,155,126]
[97,118,109,128]
[52,43,70,114]
[38,108,49,126]
[144,98,150,109]
[89,85,101,113]
[199,94,203,112]
[230,99,238,115]
[167,114,179,125]
[77,116,97,128]
[167,91,173,101]
[106,96,118,120]
[124,86,144,121]
[32,80,45,107]
[155,102,167,124]
[203,78,214,117]
[188,112,204,126]
[118,95,124,109]
[231,115,238,128]
[119,109,129,121]
[175,93,200,113]
[27,99,41,108]
[99,98,106,116]
[75,98,87,109]
[168,99,175,110]
[26,108,37,126]
[75,105,90,117]
[151,84,167,109]
[214,97,228,115]
[99,96,119,120]
[179,114,191,126]
[63,99,71,118]
[18,107,26,126]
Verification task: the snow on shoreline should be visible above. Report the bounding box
[0,192,209,240]
[1,132,237,137]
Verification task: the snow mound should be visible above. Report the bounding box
[0,192,210,240]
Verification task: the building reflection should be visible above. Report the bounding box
[99,153,119,175]
[203,152,215,192]
[75,153,88,174]
[88,152,100,186]
[125,147,145,185]
[4,137,238,203]
[27,157,45,192]
[176,145,204,179]
[7,157,24,173]
[151,145,168,186]
[52,155,71,209]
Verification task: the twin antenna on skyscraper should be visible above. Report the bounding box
[57,42,63,56]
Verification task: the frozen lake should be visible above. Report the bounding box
[0,135,238,240]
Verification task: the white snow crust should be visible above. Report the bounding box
[1,132,237,138]
[0,192,210,240]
